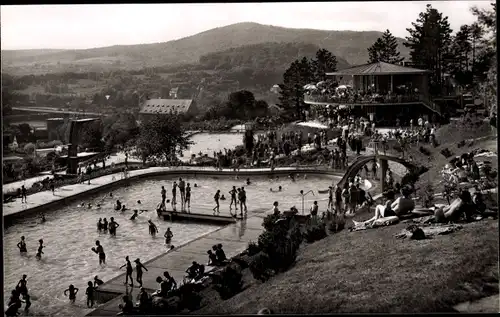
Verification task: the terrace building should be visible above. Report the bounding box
[138,99,198,121]
[303,61,443,126]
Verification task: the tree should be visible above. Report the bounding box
[226,90,256,120]
[102,113,139,151]
[404,4,453,94]
[367,30,404,64]
[80,121,103,150]
[135,114,193,163]
[279,57,314,120]
[450,24,473,85]
[311,49,338,82]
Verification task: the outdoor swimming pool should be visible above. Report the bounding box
[181,132,244,159]
[4,173,340,316]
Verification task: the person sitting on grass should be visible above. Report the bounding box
[214,244,227,263]
[207,250,220,266]
[434,189,476,223]
[117,295,136,316]
[186,261,201,280]
[391,187,415,216]
[361,199,396,227]
[152,277,170,298]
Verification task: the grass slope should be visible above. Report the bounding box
[1,22,409,75]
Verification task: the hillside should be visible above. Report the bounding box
[1,22,409,76]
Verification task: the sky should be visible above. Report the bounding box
[1,2,493,50]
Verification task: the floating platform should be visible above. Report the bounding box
[157,209,240,225]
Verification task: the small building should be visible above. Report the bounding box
[139,99,198,121]
[270,84,280,94]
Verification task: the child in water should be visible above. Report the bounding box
[164,228,173,244]
[85,281,95,308]
[35,239,44,259]
[108,217,119,236]
[92,240,106,265]
[102,218,108,231]
[64,284,79,303]
[97,218,103,231]
[17,236,27,254]
[148,220,158,237]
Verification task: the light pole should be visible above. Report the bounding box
[299,190,315,215]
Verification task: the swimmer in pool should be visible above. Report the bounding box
[87,203,92,209]
[92,240,106,265]
[63,284,79,303]
[115,200,122,211]
[130,210,140,220]
[289,173,296,182]
[246,178,251,185]
[40,213,46,223]
[148,220,158,237]
[109,217,119,236]
[97,218,103,231]
[102,218,108,231]
[279,186,282,192]
[16,275,28,298]
[164,228,173,244]
[220,194,226,200]
[35,239,44,259]
[121,204,127,212]
[194,183,198,188]
[17,236,27,254]
[110,193,113,198]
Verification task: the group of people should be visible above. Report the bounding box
[214,185,248,216]
[159,178,192,212]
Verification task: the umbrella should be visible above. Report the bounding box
[336,85,348,90]
[317,81,326,86]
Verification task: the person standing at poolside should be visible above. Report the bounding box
[119,256,134,287]
[134,258,148,287]
[21,185,27,203]
[185,183,191,210]
[171,181,178,209]
[178,178,186,210]
[240,187,248,214]
[161,186,167,208]
[229,186,238,211]
[328,186,334,212]
[213,190,221,215]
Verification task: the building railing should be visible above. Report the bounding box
[304,93,425,105]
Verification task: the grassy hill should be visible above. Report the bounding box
[1,22,409,76]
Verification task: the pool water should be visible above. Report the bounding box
[182,133,244,159]
[4,174,339,316]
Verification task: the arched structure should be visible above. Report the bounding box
[336,154,421,192]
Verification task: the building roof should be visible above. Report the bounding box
[326,61,431,76]
[139,99,194,114]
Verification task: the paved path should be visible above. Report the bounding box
[86,214,268,316]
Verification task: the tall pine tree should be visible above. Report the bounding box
[311,49,338,82]
[278,57,314,120]
[367,30,404,64]
[404,4,453,94]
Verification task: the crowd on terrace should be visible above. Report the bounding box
[303,79,423,104]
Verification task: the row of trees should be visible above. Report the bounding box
[203,90,270,121]
[365,3,496,94]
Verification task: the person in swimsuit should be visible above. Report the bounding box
[130,210,140,220]
[215,244,227,262]
[17,236,27,254]
[134,258,148,287]
[164,228,173,244]
[92,240,106,265]
[213,190,221,215]
[85,281,95,308]
[109,217,119,236]
[119,256,134,287]
[229,186,238,210]
[178,178,186,210]
[102,218,109,231]
[240,187,248,213]
[171,181,178,208]
[63,284,79,303]
[121,204,127,212]
[161,186,167,207]
[148,220,158,237]
[163,271,177,291]
[97,218,103,231]
[185,183,191,210]
[246,178,251,185]
[207,250,220,266]
[94,276,104,288]
[21,185,27,203]
[40,213,46,223]
[16,275,28,298]
[35,239,44,259]
[115,200,122,211]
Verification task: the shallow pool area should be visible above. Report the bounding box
[4,173,340,316]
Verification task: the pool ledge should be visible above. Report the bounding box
[2,166,349,223]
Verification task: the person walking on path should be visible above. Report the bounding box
[119,256,134,287]
[134,258,148,287]
[21,185,27,203]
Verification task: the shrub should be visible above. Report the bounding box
[213,265,244,300]
[261,214,280,231]
[419,146,431,156]
[249,252,273,282]
[247,241,260,256]
[440,148,453,158]
[328,214,346,233]
[304,223,327,243]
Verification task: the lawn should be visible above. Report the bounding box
[197,219,498,314]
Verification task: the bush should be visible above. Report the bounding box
[304,223,327,243]
[419,146,431,156]
[247,241,260,256]
[327,214,346,233]
[440,148,453,158]
[213,265,244,300]
[249,252,273,282]
[261,214,280,231]
[24,143,35,154]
